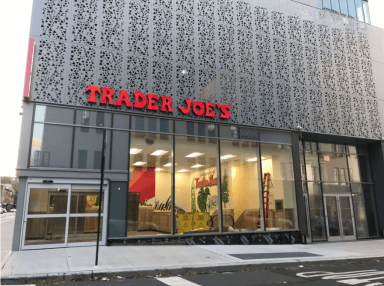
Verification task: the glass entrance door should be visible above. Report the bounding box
[22,183,107,250]
[323,194,356,241]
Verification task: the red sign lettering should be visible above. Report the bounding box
[195,175,218,188]
[85,86,231,118]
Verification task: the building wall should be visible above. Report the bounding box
[25,0,382,141]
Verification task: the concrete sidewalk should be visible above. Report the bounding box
[1,239,384,283]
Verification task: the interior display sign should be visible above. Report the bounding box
[86,85,232,119]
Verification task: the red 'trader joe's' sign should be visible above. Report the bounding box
[86,85,232,119]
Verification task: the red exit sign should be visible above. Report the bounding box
[86,85,231,119]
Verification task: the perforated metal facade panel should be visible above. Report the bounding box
[27,0,382,140]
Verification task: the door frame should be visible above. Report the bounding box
[21,180,109,250]
[323,193,356,242]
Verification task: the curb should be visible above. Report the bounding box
[2,256,384,285]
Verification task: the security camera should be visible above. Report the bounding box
[297,125,303,131]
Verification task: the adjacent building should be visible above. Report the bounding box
[13,0,384,251]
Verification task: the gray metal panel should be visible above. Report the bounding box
[25,0,382,140]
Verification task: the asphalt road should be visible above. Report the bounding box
[43,259,384,286]
[1,212,16,267]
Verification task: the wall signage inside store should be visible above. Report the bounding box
[195,175,218,188]
[86,85,232,118]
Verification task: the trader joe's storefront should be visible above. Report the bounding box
[25,103,301,248]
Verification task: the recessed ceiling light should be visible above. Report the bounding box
[163,163,172,167]
[133,162,146,166]
[186,152,204,158]
[177,169,188,172]
[151,150,168,156]
[247,157,257,162]
[191,164,204,168]
[155,168,163,171]
[221,155,236,160]
[130,148,142,154]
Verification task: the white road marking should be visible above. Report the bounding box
[297,270,384,285]
[156,277,202,286]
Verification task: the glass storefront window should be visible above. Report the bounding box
[72,127,111,170]
[322,182,350,193]
[351,184,379,237]
[347,154,361,182]
[318,143,345,153]
[30,124,73,168]
[68,217,103,243]
[132,116,173,133]
[304,151,320,182]
[70,189,104,214]
[175,121,217,137]
[127,132,173,237]
[75,110,112,129]
[319,152,349,183]
[35,105,74,124]
[220,140,262,231]
[303,141,317,151]
[260,144,297,230]
[300,152,306,181]
[318,0,323,8]
[175,135,219,234]
[113,114,130,129]
[358,156,372,183]
[25,217,66,246]
[28,188,69,215]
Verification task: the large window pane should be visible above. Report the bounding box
[127,132,173,237]
[322,182,350,193]
[363,1,371,24]
[340,0,348,15]
[68,217,103,243]
[175,121,217,137]
[348,0,357,18]
[260,144,298,230]
[111,130,129,170]
[72,127,111,170]
[113,114,130,129]
[220,140,261,231]
[347,154,361,182]
[331,0,340,12]
[30,123,72,168]
[132,116,173,133]
[28,188,69,215]
[351,184,379,237]
[318,0,323,8]
[304,151,320,181]
[175,136,218,234]
[70,189,104,214]
[318,143,345,153]
[76,110,111,128]
[319,153,349,182]
[307,182,327,240]
[355,0,364,21]
[25,217,66,246]
[358,156,372,183]
[35,105,74,124]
